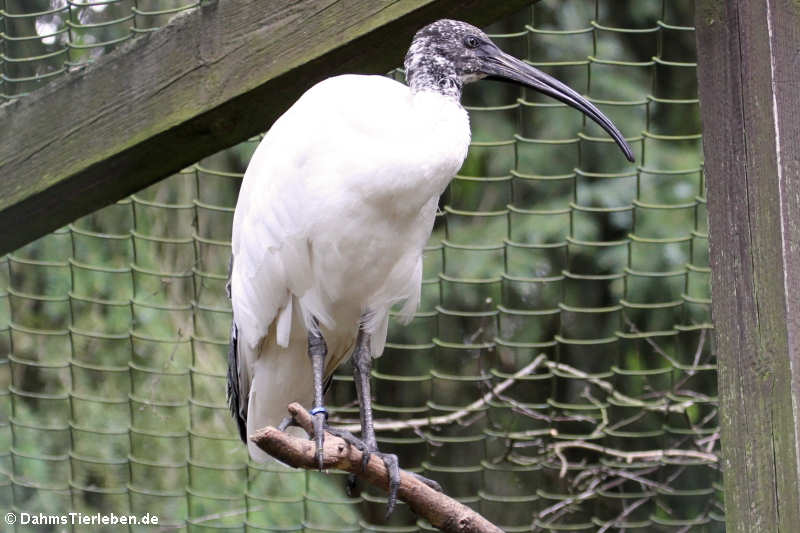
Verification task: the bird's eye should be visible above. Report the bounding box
[464,36,480,49]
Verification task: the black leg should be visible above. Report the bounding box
[351,328,404,517]
[311,322,442,515]
[303,323,375,476]
[351,328,443,508]
[308,327,328,470]
[352,330,377,451]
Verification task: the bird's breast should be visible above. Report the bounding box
[356,90,470,215]
[315,91,468,284]
[406,90,471,193]
[274,78,470,327]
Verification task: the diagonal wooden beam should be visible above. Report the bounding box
[0,0,533,255]
[695,1,800,531]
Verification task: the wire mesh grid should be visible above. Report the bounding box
[0,0,199,100]
[0,0,721,531]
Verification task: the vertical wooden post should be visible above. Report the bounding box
[694,1,800,531]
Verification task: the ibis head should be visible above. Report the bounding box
[405,19,634,162]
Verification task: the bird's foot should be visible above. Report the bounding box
[307,408,371,472]
[322,426,372,497]
[373,450,401,517]
[306,415,442,517]
[325,432,443,517]
[358,450,441,517]
[276,415,296,432]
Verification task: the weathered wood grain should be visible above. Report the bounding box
[695,1,800,531]
[0,0,533,254]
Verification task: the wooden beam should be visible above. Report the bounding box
[695,1,800,532]
[0,0,532,255]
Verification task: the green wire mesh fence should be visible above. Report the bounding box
[0,0,199,100]
[0,0,721,531]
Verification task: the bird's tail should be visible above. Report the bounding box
[245,331,314,462]
[226,255,250,442]
[227,320,247,443]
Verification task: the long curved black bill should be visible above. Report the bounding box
[481,50,635,162]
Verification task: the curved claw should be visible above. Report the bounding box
[277,416,294,432]
[324,425,371,485]
[360,449,372,472]
[312,412,326,470]
[345,473,358,497]
[314,425,403,518]
[411,471,442,492]
[377,452,401,518]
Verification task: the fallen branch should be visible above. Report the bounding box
[251,403,504,533]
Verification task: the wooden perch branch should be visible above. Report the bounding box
[251,403,503,533]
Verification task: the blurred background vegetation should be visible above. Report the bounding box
[0,0,720,531]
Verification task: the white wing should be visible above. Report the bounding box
[231,75,417,346]
[229,75,422,433]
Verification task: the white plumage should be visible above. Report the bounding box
[230,74,470,460]
[227,20,632,485]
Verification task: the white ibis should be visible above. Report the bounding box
[227,19,633,513]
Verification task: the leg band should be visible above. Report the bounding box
[310,406,329,420]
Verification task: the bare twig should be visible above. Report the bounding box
[550,440,718,477]
[251,403,504,533]
[337,354,547,433]
[688,327,708,373]
[544,361,699,414]
[622,315,680,366]
[697,431,720,453]
[603,465,670,492]
[537,476,605,521]
[596,497,650,533]
[537,469,657,528]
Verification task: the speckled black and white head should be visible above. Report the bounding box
[404,19,635,162]
[404,19,491,98]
